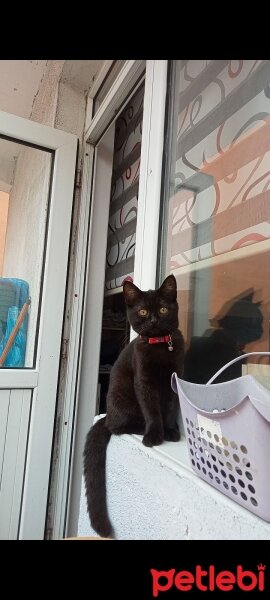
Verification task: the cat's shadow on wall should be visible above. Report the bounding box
[183,288,265,384]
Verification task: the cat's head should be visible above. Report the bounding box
[123,275,179,337]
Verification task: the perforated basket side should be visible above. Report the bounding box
[176,380,270,523]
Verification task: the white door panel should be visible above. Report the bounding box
[0,390,10,480]
[0,109,77,539]
[0,389,32,539]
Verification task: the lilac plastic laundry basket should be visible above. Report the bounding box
[172,352,270,522]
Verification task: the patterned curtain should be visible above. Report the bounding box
[170,60,270,270]
[105,83,144,291]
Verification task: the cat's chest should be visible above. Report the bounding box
[135,340,181,370]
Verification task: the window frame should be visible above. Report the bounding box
[65,59,152,537]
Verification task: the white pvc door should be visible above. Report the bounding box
[0,110,77,539]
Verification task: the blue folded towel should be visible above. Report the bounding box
[0,278,29,367]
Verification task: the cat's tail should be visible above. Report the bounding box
[83,416,112,538]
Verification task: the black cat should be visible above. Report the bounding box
[83,274,184,537]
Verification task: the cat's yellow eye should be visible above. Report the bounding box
[159,307,168,315]
[138,308,149,317]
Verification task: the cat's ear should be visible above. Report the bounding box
[159,274,177,301]
[242,292,254,302]
[123,280,142,306]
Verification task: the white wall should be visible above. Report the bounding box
[0,191,9,274]
[78,434,270,539]
[0,60,48,119]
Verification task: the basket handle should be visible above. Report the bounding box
[206,352,270,385]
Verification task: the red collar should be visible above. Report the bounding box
[140,334,171,344]
[140,334,174,351]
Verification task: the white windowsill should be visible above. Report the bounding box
[79,420,270,539]
[130,434,192,472]
[117,433,270,537]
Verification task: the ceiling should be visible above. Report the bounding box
[0,60,105,192]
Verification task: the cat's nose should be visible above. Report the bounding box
[151,316,158,324]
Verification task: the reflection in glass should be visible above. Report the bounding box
[93,60,126,116]
[184,288,264,383]
[0,137,52,367]
[161,60,270,387]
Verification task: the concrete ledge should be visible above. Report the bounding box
[78,434,270,539]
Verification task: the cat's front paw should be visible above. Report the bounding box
[143,430,164,447]
[164,428,181,442]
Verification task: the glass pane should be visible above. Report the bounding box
[93,60,127,116]
[105,81,145,291]
[161,60,270,387]
[0,136,53,368]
